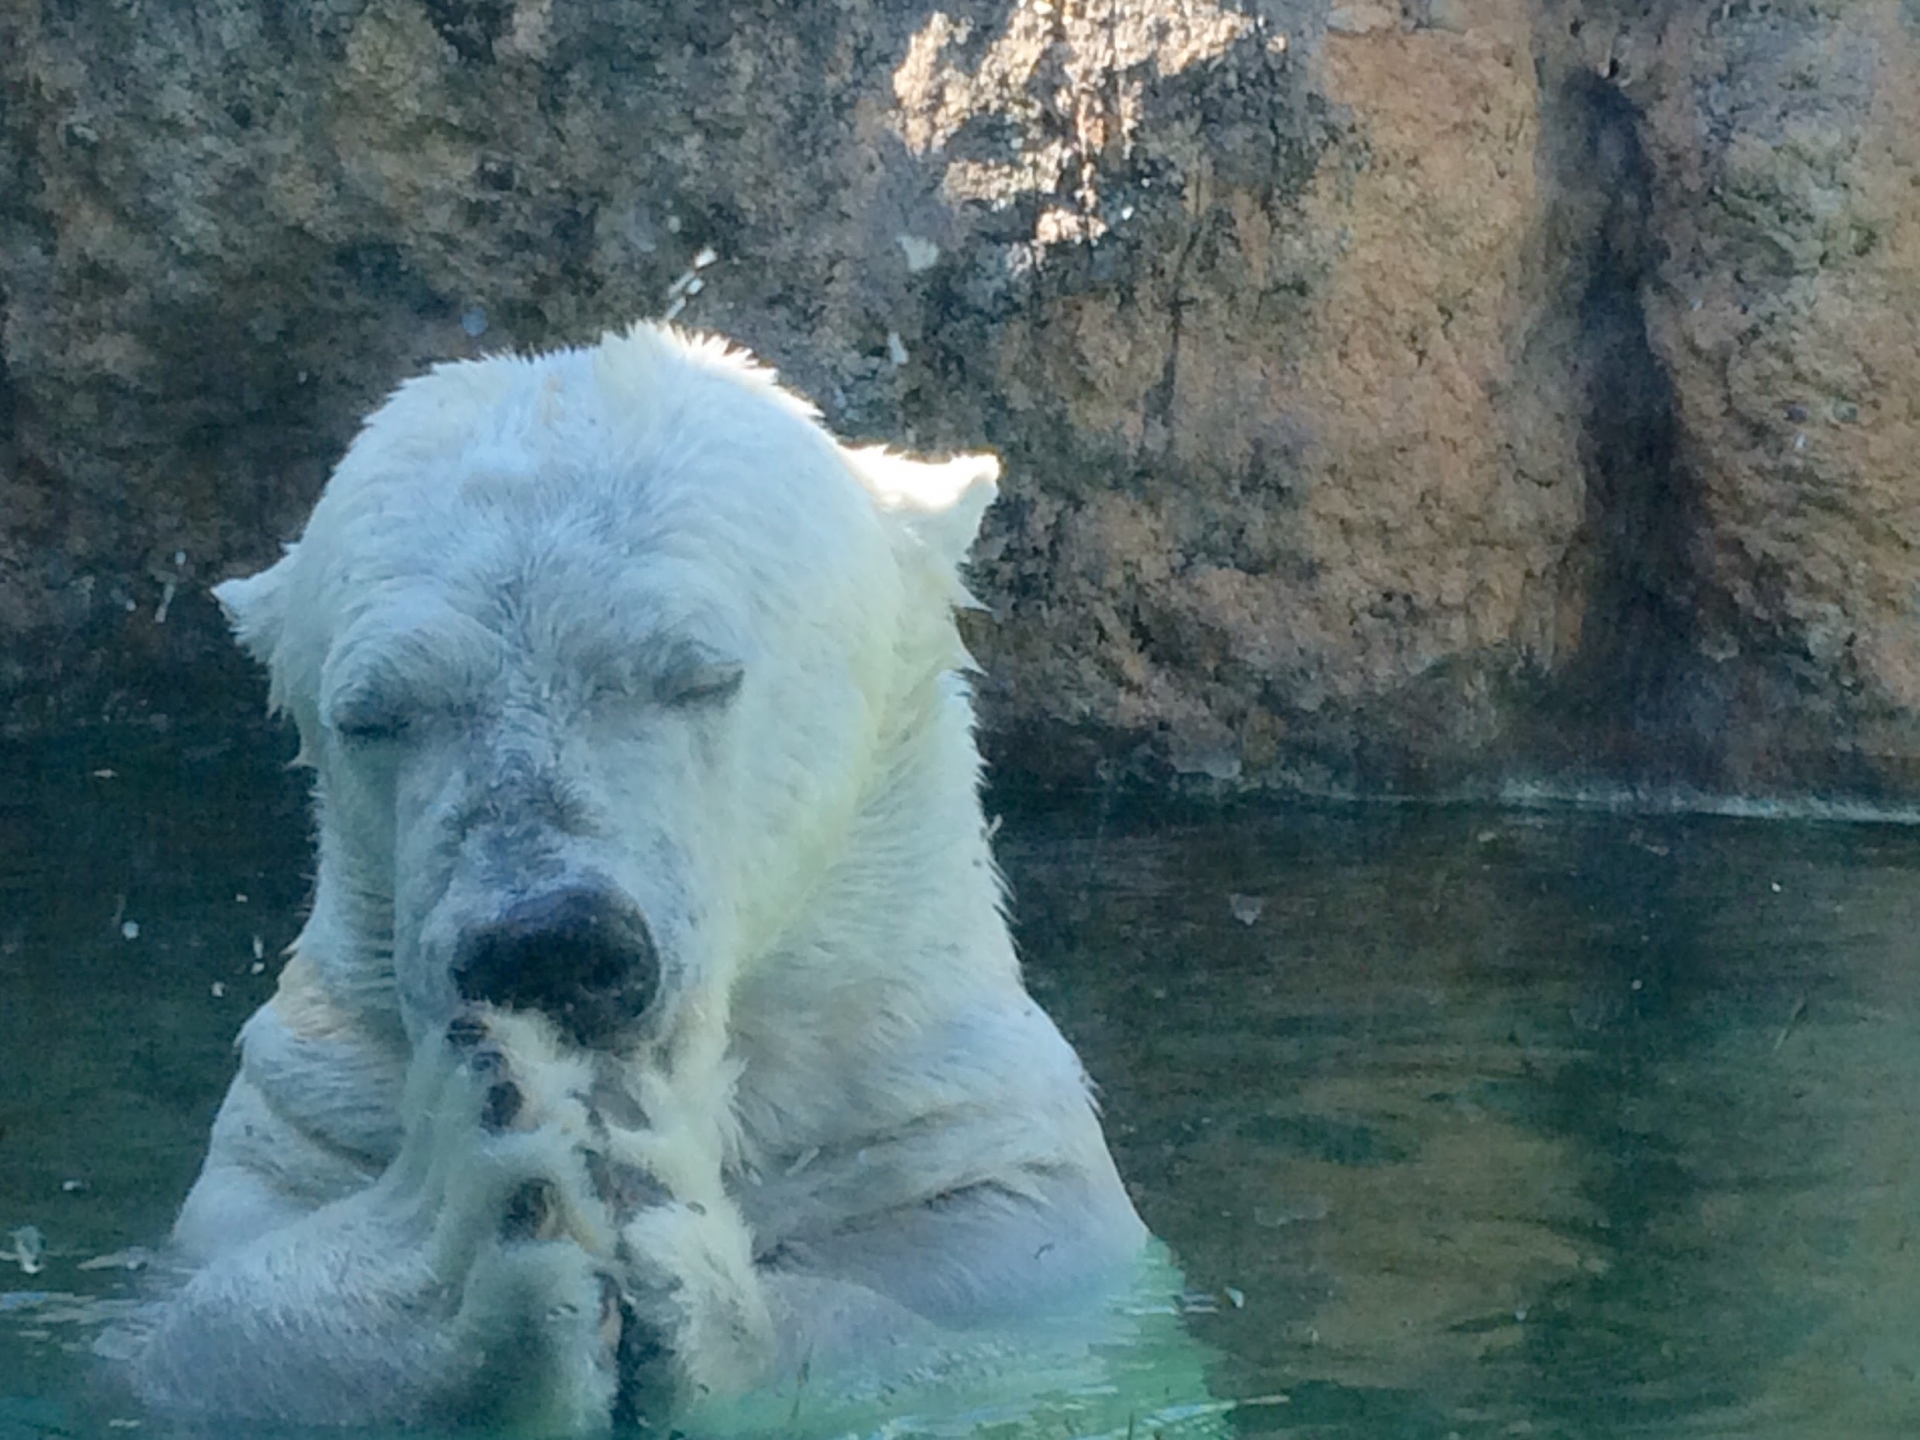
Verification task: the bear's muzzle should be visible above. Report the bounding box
[451,885,661,1047]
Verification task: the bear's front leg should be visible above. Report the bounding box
[430,1009,632,1433]
[128,1010,629,1432]
[567,1051,777,1425]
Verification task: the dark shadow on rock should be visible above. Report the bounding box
[1557,71,1710,783]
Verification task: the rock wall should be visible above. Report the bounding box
[3,0,1918,799]
[1625,1,1920,794]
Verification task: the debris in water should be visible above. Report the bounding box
[1228,894,1264,926]
[1774,994,1808,1052]
[886,331,909,367]
[120,920,140,941]
[210,982,226,998]
[8,1226,46,1275]
[1253,1195,1331,1228]
[252,935,265,960]
[78,1248,152,1273]
[59,1180,85,1194]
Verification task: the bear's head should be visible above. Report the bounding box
[216,325,998,1059]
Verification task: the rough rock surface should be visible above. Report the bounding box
[3,0,1918,799]
[1621,1,1920,793]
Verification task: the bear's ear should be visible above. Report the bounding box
[212,549,296,668]
[844,447,1000,572]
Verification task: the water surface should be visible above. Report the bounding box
[5,723,1920,1436]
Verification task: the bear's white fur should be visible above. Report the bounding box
[128,325,1149,1431]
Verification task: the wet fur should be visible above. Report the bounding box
[126,325,1147,1430]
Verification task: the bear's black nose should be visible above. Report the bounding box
[452,887,660,1046]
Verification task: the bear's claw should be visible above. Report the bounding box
[481,1079,524,1131]
[500,1179,559,1241]
[443,1010,530,1132]
[583,1147,671,1218]
[586,1059,649,1131]
[445,1009,489,1051]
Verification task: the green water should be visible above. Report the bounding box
[5,722,1920,1436]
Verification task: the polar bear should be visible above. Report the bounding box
[127,325,1151,1431]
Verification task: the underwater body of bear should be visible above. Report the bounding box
[126,326,1151,1433]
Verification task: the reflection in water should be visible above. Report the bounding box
[1007,798,1920,1438]
[5,724,1920,1436]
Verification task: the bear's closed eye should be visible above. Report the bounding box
[657,655,743,708]
[332,710,413,743]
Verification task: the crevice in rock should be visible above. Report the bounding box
[1548,72,1710,785]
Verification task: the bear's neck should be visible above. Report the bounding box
[296,825,409,1044]
[725,672,1021,1140]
